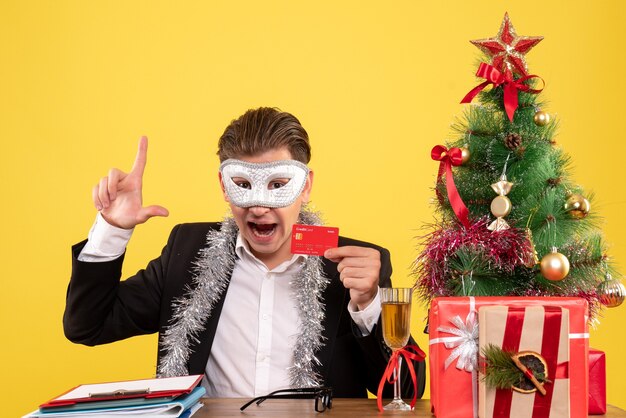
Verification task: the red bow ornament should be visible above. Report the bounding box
[461,62,543,122]
[431,145,470,228]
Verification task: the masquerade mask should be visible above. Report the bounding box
[220,159,309,208]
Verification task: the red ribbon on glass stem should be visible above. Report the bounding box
[461,62,544,122]
[431,145,470,228]
[376,344,426,412]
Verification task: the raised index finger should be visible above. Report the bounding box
[130,135,148,176]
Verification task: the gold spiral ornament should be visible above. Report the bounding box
[597,274,626,308]
[524,228,539,268]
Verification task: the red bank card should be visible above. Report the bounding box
[291,224,339,256]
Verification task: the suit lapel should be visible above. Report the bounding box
[315,258,345,380]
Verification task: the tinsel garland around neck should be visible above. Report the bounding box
[157,208,329,388]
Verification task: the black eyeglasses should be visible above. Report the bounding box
[240,386,333,412]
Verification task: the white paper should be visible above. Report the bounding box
[55,375,201,400]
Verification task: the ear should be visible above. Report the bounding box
[218,172,230,202]
[301,169,314,204]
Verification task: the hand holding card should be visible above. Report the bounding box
[324,245,382,311]
[291,224,381,309]
[291,224,339,256]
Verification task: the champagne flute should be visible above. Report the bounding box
[380,287,412,411]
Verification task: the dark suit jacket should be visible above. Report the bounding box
[63,222,425,398]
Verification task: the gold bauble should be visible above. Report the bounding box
[540,248,570,281]
[597,275,626,308]
[533,110,550,126]
[491,195,512,218]
[564,194,591,219]
[460,146,471,164]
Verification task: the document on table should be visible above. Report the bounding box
[41,375,203,407]
[23,386,205,417]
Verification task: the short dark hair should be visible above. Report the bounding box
[217,107,311,163]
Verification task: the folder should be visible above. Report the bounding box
[24,386,205,418]
[39,375,203,409]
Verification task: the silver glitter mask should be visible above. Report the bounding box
[220,159,309,208]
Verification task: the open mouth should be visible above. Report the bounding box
[248,222,277,238]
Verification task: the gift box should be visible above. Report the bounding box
[428,297,589,418]
[588,348,606,415]
[478,305,570,418]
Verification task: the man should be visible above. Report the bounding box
[64,107,425,398]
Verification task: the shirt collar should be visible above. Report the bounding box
[235,232,307,273]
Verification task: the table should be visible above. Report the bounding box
[195,398,626,417]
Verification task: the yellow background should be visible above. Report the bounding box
[1,1,625,415]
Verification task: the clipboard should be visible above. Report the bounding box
[40,375,203,408]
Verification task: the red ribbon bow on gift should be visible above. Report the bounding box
[461,62,544,122]
[376,344,426,412]
[431,145,470,228]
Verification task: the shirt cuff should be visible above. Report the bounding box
[77,213,133,262]
[347,287,381,336]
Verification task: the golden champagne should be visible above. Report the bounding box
[381,302,411,350]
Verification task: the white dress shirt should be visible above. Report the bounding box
[78,214,382,397]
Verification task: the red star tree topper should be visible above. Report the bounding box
[470,12,543,77]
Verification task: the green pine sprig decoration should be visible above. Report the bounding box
[482,344,546,390]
